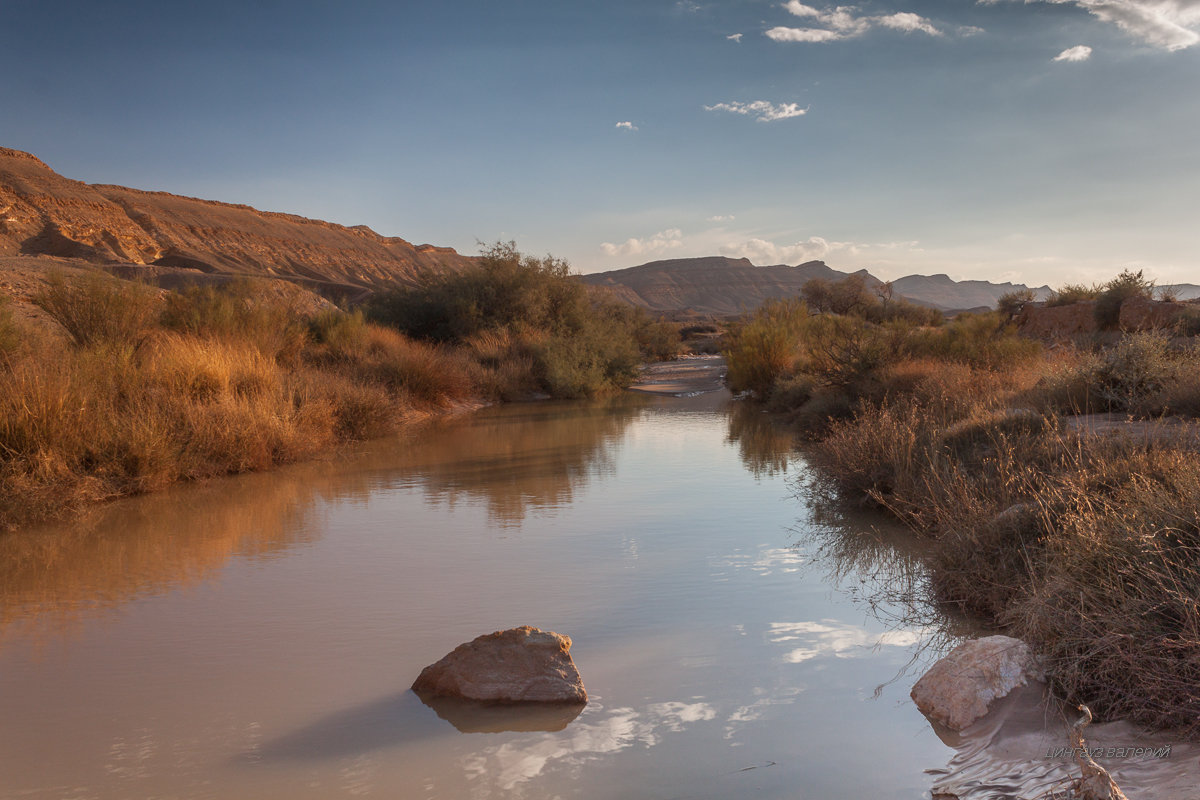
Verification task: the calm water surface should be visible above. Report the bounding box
[0,391,961,799]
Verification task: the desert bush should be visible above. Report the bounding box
[309,308,369,352]
[906,311,1041,369]
[1089,331,1175,412]
[1095,268,1155,330]
[1046,282,1100,307]
[369,242,647,397]
[33,270,161,349]
[996,288,1035,317]
[0,297,19,359]
[1034,332,1192,415]
[160,280,309,362]
[800,313,899,389]
[350,325,475,406]
[634,318,681,361]
[802,275,941,326]
[723,299,810,396]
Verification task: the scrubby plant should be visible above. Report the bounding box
[368,242,650,398]
[0,296,19,360]
[1046,282,1100,307]
[996,288,1035,317]
[722,299,810,396]
[308,308,369,352]
[160,279,309,362]
[33,270,161,349]
[1095,268,1155,330]
[907,311,1041,369]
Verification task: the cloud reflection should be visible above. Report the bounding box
[459,701,716,796]
[768,620,928,664]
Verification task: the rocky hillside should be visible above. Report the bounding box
[583,256,1052,314]
[0,147,473,295]
[889,274,1051,311]
[581,256,882,315]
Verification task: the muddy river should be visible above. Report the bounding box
[0,383,1124,799]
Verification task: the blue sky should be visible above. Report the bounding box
[2,0,1197,284]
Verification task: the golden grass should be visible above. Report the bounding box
[807,347,1200,734]
[0,276,494,530]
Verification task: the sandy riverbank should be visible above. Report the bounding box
[628,355,727,397]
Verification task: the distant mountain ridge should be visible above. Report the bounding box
[0,146,473,295]
[582,256,1054,314]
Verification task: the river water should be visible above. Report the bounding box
[1,389,967,799]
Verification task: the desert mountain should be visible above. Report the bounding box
[583,257,1054,314]
[581,256,882,315]
[0,147,472,295]
[889,274,1052,311]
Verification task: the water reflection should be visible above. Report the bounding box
[0,399,647,653]
[417,693,586,734]
[767,620,929,664]
[458,700,717,797]
[792,483,982,659]
[386,397,646,526]
[0,470,325,644]
[724,401,799,479]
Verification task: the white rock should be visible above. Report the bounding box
[911,635,1042,731]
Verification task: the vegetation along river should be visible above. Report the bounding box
[1,382,989,798]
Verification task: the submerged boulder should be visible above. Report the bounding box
[911,635,1042,731]
[412,626,587,704]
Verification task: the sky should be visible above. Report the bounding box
[1,0,1198,286]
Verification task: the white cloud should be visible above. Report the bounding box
[718,236,841,264]
[727,32,744,42]
[958,24,988,36]
[766,26,848,41]
[1053,43,1094,60]
[876,11,944,35]
[615,121,638,131]
[600,228,684,257]
[769,3,944,41]
[707,214,736,222]
[704,100,808,122]
[1003,0,1200,51]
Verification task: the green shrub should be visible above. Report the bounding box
[722,299,810,396]
[1095,268,1155,330]
[1089,331,1178,412]
[369,242,646,397]
[996,288,1035,317]
[906,311,1041,368]
[33,270,161,349]
[1046,283,1100,307]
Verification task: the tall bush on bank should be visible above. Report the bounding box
[722,299,810,397]
[0,297,18,359]
[160,279,310,363]
[33,270,161,349]
[368,242,650,398]
[1095,268,1155,330]
[0,271,485,529]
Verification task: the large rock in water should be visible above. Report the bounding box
[412,626,587,704]
[911,635,1042,731]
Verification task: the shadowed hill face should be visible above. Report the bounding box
[581,257,874,315]
[582,256,1059,315]
[0,147,474,290]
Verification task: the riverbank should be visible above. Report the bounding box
[628,355,727,397]
[721,288,1200,737]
